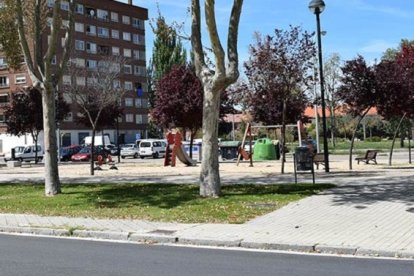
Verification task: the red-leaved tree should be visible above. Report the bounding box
[151,64,203,156]
[244,26,315,173]
[337,55,378,169]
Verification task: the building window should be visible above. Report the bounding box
[123,65,132,74]
[75,22,84,32]
[86,59,97,70]
[125,98,133,107]
[87,77,98,86]
[122,15,130,25]
[86,42,97,54]
[97,27,109,38]
[86,7,97,18]
[75,40,84,51]
[142,99,148,108]
[133,50,145,60]
[47,0,54,8]
[113,79,121,89]
[51,55,57,65]
[0,94,9,105]
[64,112,73,122]
[15,74,26,84]
[0,114,6,122]
[135,114,143,124]
[62,75,71,85]
[133,66,146,76]
[135,98,142,108]
[61,20,69,29]
[63,93,72,104]
[125,114,134,123]
[123,32,131,41]
[112,47,120,56]
[98,45,110,55]
[111,12,118,22]
[0,76,9,88]
[123,48,131,58]
[76,77,86,86]
[124,81,133,90]
[132,34,144,45]
[0,57,8,69]
[111,29,119,39]
[75,4,84,14]
[86,25,96,36]
[60,1,69,11]
[74,58,85,67]
[97,9,109,21]
[132,18,144,29]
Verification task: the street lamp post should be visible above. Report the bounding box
[309,0,329,172]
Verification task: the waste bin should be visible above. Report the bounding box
[273,140,280,160]
[220,141,241,160]
[294,146,313,171]
[253,138,276,161]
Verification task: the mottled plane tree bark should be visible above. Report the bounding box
[0,0,75,195]
[191,0,243,197]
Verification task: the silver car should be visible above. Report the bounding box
[120,144,140,159]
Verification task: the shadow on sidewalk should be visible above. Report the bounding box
[324,174,414,208]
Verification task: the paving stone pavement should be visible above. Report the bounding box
[0,158,413,259]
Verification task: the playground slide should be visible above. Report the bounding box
[176,145,197,166]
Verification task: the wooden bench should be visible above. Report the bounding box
[313,153,325,170]
[355,150,378,164]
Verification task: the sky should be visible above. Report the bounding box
[124,0,414,66]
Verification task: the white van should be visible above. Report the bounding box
[83,135,111,146]
[15,145,43,162]
[139,139,167,159]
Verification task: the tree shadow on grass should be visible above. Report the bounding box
[62,183,335,210]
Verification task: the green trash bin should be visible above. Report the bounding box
[253,138,276,161]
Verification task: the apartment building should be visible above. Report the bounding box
[0,0,149,151]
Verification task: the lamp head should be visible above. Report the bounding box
[309,0,325,14]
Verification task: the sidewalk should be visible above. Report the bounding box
[0,157,413,259]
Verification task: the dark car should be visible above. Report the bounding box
[71,146,107,162]
[105,144,119,156]
[59,145,82,161]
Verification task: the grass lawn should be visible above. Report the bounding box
[0,183,334,224]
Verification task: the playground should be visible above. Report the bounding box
[0,151,410,184]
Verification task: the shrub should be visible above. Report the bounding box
[365,136,381,142]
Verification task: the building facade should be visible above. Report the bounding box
[0,0,149,152]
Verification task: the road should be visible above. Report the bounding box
[0,234,412,276]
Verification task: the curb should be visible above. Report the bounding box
[1,226,413,259]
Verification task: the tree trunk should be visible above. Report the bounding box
[348,111,369,170]
[281,99,287,174]
[90,129,96,175]
[33,133,39,164]
[408,128,412,164]
[199,88,221,197]
[389,114,406,166]
[330,106,336,147]
[189,130,195,159]
[42,84,60,196]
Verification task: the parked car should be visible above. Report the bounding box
[70,146,107,162]
[15,145,43,162]
[59,145,82,161]
[139,139,167,159]
[120,144,140,159]
[105,144,119,156]
[4,146,25,162]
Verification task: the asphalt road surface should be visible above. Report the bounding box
[0,234,413,276]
